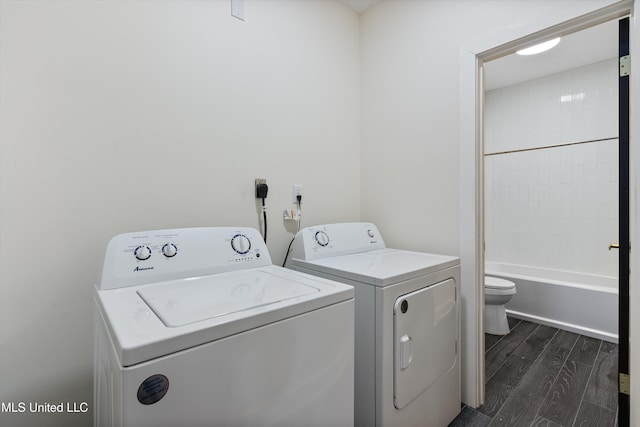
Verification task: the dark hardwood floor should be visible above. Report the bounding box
[449,317,619,427]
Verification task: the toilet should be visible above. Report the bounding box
[484,276,517,335]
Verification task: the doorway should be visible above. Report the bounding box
[481,18,625,426]
[457,1,633,424]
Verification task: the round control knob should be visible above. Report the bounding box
[315,231,330,247]
[231,234,251,255]
[134,246,151,261]
[367,229,375,238]
[162,243,178,258]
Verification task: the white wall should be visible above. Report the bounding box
[0,1,360,425]
[485,59,619,278]
[359,0,560,257]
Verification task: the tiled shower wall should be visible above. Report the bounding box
[485,59,619,277]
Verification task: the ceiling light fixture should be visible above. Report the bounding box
[516,37,561,56]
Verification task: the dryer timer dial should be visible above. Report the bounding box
[315,231,330,247]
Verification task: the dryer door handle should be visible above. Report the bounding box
[399,335,413,370]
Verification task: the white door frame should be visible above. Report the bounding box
[458,0,634,410]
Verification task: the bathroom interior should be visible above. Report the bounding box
[465,17,622,426]
[484,19,619,344]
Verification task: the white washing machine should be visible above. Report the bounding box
[94,227,354,427]
[285,222,461,427]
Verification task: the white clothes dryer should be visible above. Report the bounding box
[94,227,354,427]
[285,222,460,427]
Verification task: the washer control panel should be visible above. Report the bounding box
[98,227,271,290]
[287,223,386,262]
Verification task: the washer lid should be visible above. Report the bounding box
[485,276,515,290]
[138,270,319,327]
[291,248,459,287]
[95,265,354,367]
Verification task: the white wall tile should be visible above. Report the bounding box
[485,59,618,277]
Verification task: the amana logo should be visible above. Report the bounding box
[134,266,154,272]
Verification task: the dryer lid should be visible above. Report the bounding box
[292,248,459,287]
[485,276,515,290]
[137,269,319,327]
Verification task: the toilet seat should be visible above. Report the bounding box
[485,276,515,290]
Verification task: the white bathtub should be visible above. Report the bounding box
[485,262,618,343]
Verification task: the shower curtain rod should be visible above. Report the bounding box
[484,136,618,156]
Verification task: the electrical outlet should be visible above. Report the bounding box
[255,178,267,198]
[292,184,303,203]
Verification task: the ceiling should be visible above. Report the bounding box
[484,19,619,91]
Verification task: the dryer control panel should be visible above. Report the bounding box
[97,227,271,290]
[287,222,386,262]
